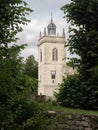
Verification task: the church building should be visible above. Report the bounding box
[38,16,74,98]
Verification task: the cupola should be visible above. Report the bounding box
[47,14,56,35]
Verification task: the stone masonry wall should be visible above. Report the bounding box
[44,111,98,130]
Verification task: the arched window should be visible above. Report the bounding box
[52,48,58,61]
[40,50,42,62]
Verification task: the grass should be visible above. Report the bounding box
[39,103,98,116]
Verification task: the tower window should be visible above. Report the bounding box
[51,71,56,79]
[52,48,58,61]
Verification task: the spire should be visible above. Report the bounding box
[47,13,56,35]
[51,12,53,23]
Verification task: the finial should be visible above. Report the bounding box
[51,12,53,23]
[44,27,46,36]
[62,28,65,37]
[39,31,42,38]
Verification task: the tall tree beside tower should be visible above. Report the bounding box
[24,55,38,79]
[0,1,45,129]
[58,0,98,110]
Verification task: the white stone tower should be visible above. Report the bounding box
[38,16,66,98]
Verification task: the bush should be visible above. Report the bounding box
[0,94,46,130]
[56,74,80,108]
[56,74,98,110]
[12,97,45,130]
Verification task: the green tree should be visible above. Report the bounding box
[0,0,32,128]
[0,1,46,129]
[57,0,98,110]
[23,55,38,96]
[24,55,38,79]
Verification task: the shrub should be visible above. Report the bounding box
[56,74,98,110]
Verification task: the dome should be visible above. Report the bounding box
[47,17,56,35]
[47,22,56,29]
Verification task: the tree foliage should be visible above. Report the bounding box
[57,0,98,110]
[57,75,98,110]
[0,0,32,45]
[0,0,46,129]
[24,55,38,79]
[23,55,38,97]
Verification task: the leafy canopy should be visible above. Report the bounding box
[57,0,98,110]
[0,1,45,129]
[24,55,38,79]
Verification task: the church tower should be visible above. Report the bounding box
[38,15,66,98]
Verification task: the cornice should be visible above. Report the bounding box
[38,36,65,46]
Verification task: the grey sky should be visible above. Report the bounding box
[18,0,70,60]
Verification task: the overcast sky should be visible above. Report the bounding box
[17,0,70,60]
